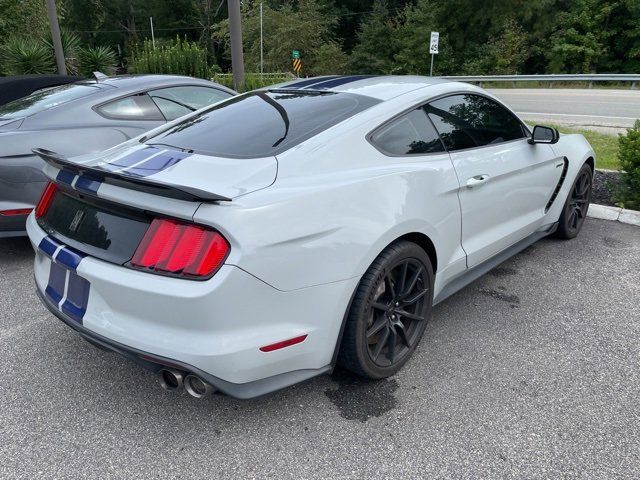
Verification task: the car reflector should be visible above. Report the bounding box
[131,218,230,278]
[35,182,58,218]
[0,208,33,216]
[259,335,308,352]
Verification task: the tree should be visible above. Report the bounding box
[214,0,347,75]
[349,1,398,74]
[0,0,48,41]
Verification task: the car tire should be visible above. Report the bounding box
[554,163,593,240]
[338,240,434,379]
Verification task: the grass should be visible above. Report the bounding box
[548,124,621,170]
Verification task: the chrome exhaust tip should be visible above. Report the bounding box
[184,374,215,399]
[159,368,184,391]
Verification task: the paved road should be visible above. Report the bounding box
[1,219,639,479]
[490,88,640,130]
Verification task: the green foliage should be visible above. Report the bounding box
[0,37,55,75]
[78,46,118,76]
[214,0,346,76]
[42,29,82,75]
[349,2,399,74]
[129,37,211,78]
[212,72,294,92]
[615,120,640,210]
[0,0,48,41]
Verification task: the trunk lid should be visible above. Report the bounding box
[68,142,278,200]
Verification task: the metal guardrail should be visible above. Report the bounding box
[440,74,639,89]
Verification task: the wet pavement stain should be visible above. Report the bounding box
[478,288,520,307]
[325,368,399,422]
[489,266,519,278]
[603,236,631,249]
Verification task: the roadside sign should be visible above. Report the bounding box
[429,32,439,54]
[292,51,302,76]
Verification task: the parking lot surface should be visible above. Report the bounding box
[1,218,638,479]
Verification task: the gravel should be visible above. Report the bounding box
[0,219,638,479]
[593,169,622,206]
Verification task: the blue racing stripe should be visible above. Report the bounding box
[303,75,379,90]
[125,150,191,177]
[75,174,102,195]
[61,272,90,323]
[55,246,86,271]
[282,76,341,89]
[45,262,66,305]
[38,236,61,258]
[56,169,75,186]
[101,146,163,171]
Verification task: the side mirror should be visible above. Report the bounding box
[528,125,560,144]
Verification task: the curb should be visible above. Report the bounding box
[588,204,640,226]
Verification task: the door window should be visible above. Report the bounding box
[425,94,526,151]
[96,93,164,121]
[149,86,233,121]
[370,108,444,155]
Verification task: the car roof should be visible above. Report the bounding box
[271,75,453,101]
[75,74,230,91]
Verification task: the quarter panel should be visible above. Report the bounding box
[194,141,465,296]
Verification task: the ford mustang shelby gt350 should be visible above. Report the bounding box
[27,76,595,399]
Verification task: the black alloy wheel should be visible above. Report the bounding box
[367,258,428,367]
[555,163,593,239]
[338,241,434,379]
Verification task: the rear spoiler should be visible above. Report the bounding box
[32,148,231,203]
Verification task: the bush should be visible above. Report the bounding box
[615,120,640,210]
[78,46,117,76]
[129,37,210,78]
[212,72,293,92]
[0,37,54,74]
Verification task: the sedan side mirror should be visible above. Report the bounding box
[528,125,560,144]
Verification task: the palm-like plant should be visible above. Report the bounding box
[78,46,118,76]
[0,37,55,75]
[42,29,82,74]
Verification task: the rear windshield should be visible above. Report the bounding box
[0,83,101,120]
[146,90,380,158]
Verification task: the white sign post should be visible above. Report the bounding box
[429,31,439,76]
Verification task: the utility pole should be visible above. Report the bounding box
[45,0,66,75]
[260,2,263,77]
[150,17,156,49]
[227,0,245,90]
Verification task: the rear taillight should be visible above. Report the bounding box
[35,182,58,218]
[131,218,230,278]
[0,208,33,216]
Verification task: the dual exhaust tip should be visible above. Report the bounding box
[159,368,215,399]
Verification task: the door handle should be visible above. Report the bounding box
[466,174,490,188]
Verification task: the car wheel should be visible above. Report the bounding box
[338,240,434,379]
[554,163,593,239]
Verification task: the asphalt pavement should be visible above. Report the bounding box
[0,218,638,479]
[490,88,640,130]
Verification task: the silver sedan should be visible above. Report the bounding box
[0,74,235,237]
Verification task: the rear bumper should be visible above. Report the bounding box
[36,287,331,399]
[27,214,356,397]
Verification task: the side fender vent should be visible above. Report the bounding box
[545,157,569,213]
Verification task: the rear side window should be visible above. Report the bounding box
[0,83,100,120]
[371,108,444,155]
[96,93,164,121]
[146,90,380,158]
[425,94,526,151]
[149,86,233,121]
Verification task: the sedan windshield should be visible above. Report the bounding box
[146,90,380,158]
[0,83,101,120]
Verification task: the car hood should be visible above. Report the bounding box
[57,142,278,200]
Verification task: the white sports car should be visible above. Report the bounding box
[27,76,595,399]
